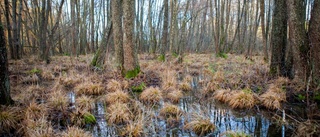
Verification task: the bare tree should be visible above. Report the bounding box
[0,22,14,105]
[123,0,140,78]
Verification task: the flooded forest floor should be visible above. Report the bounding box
[1,53,319,137]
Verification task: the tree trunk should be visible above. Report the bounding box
[288,0,309,81]
[160,0,169,61]
[4,0,14,59]
[260,0,268,61]
[270,0,288,76]
[111,0,124,72]
[309,0,320,87]
[0,22,14,105]
[90,0,95,53]
[123,0,140,78]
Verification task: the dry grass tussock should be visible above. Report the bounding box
[140,87,163,104]
[120,121,144,137]
[61,126,93,137]
[47,90,68,111]
[24,116,55,137]
[161,70,177,90]
[228,89,256,109]
[260,84,286,109]
[213,89,232,103]
[0,106,21,133]
[76,95,95,111]
[166,89,183,103]
[159,103,184,125]
[59,74,82,88]
[184,113,215,136]
[295,120,320,137]
[178,81,192,91]
[107,79,122,92]
[105,90,130,104]
[75,81,105,95]
[106,102,132,125]
[25,101,47,120]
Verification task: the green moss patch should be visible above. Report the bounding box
[83,113,96,124]
[131,82,146,92]
[28,68,42,74]
[158,54,166,62]
[125,67,140,79]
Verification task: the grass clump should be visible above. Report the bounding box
[213,89,232,103]
[76,95,94,111]
[0,107,20,133]
[159,103,183,126]
[184,114,215,136]
[106,102,132,125]
[260,84,286,109]
[295,120,320,137]
[48,90,68,111]
[75,82,105,95]
[140,87,163,104]
[228,89,255,109]
[120,121,143,137]
[166,89,183,103]
[62,126,92,137]
[105,90,130,104]
[24,116,55,137]
[107,79,122,92]
[178,81,192,91]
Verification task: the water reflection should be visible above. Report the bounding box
[88,75,289,137]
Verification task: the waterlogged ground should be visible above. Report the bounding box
[83,75,290,137]
[3,53,308,137]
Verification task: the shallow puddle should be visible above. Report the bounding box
[68,76,291,137]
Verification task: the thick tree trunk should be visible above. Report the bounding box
[0,23,14,105]
[270,0,288,76]
[288,0,309,81]
[309,0,320,87]
[111,0,124,71]
[123,0,140,78]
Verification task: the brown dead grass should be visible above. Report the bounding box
[75,82,105,95]
[213,89,232,103]
[105,90,130,104]
[184,113,215,136]
[61,126,92,137]
[228,89,255,109]
[140,87,163,104]
[166,89,183,103]
[106,102,132,125]
[107,79,122,92]
[120,121,143,137]
[76,95,95,111]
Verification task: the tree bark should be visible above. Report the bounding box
[123,0,140,78]
[111,0,124,71]
[0,22,14,105]
[309,0,320,87]
[270,0,288,76]
[260,0,268,61]
[160,0,169,60]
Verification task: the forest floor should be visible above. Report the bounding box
[1,53,319,136]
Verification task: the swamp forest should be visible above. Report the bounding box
[0,0,320,136]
